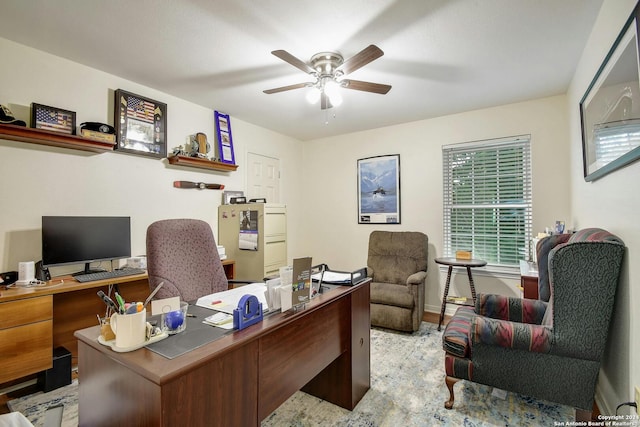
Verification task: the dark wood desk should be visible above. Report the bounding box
[75,279,371,427]
[435,257,487,331]
[0,273,149,385]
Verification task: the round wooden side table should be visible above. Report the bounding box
[435,257,487,331]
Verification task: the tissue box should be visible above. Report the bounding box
[127,256,147,269]
[455,250,472,260]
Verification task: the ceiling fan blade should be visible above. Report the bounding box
[271,50,316,75]
[341,79,392,94]
[263,82,312,94]
[321,92,333,110]
[336,45,384,75]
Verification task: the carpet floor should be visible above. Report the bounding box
[8,322,575,426]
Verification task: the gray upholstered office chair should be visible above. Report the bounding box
[146,218,228,301]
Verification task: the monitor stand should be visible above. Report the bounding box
[72,263,107,276]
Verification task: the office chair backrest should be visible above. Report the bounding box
[146,219,228,301]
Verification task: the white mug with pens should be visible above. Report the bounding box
[96,282,165,349]
[110,309,147,348]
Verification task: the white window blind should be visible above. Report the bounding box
[442,135,532,268]
[593,121,640,167]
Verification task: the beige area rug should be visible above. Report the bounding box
[7,380,77,427]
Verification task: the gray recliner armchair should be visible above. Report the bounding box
[367,231,428,332]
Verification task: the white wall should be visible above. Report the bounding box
[0,37,302,276]
[567,0,639,415]
[298,95,572,314]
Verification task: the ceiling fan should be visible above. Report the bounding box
[263,44,391,110]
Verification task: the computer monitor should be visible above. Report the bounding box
[42,216,131,275]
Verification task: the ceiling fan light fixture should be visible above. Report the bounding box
[306,86,321,104]
[265,45,390,110]
[324,80,343,107]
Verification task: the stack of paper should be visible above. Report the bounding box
[203,312,234,329]
[196,283,269,314]
[265,277,293,311]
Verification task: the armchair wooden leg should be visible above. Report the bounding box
[445,376,460,409]
[576,408,592,421]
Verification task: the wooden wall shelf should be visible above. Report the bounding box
[167,154,238,172]
[0,123,115,153]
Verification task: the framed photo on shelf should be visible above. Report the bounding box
[579,5,640,181]
[214,110,236,164]
[357,154,401,224]
[114,89,167,159]
[31,103,76,135]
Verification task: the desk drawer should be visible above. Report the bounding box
[0,295,52,329]
[0,320,53,383]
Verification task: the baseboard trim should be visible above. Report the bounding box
[423,310,449,326]
[0,378,37,396]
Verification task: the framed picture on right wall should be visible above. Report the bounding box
[580,3,640,182]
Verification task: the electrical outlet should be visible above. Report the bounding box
[636,386,640,411]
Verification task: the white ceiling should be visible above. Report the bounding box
[0,0,603,141]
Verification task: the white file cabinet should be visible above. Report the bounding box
[218,203,287,280]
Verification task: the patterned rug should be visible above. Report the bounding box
[7,380,77,427]
[8,323,574,426]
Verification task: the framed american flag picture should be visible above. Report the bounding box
[114,89,167,159]
[31,103,76,135]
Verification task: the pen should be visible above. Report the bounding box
[211,300,222,305]
[186,314,196,318]
[115,292,125,314]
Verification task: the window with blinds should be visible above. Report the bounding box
[593,121,640,167]
[442,135,532,269]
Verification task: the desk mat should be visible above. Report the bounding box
[145,304,232,359]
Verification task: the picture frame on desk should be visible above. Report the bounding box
[31,103,76,135]
[579,5,640,182]
[357,154,401,224]
[114,89,167,159]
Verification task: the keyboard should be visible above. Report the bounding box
[74,268,146,283]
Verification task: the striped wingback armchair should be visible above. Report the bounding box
[441,228,625,419]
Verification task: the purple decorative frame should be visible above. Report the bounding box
[214,111,236,164]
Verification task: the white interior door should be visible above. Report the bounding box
[246,152,280,203]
